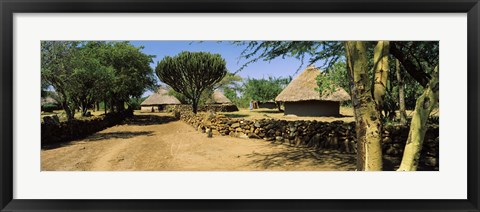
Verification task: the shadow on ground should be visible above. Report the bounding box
[252,109,283,114]
[124,114,178,126]
[245,145,356,170]
[85,131,154,141]
[224,114,250,118]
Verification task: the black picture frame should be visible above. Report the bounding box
[1,0,479,211]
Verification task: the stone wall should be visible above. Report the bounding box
[177,109,439,171]
[166,104,239,113]
[41,110,133,147]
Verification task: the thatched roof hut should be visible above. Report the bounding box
[208,90,232,104]
[140,88,181,112]
[275,65,350,116]
[41,96,58,106]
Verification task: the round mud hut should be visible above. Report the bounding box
[140,88,181,112]
[275,66,350,117]
[207,90,239,112]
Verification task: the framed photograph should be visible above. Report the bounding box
[1,0,479,211]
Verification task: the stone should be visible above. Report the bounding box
[264,137,274,141]
[206,128,212,138]
[424,157,437,167]
[275,136,283,141]
[248,133,260,139]
[238,133,249,139]
[254,122,262,128]
[212,130,220,135]
[231,123,240,128]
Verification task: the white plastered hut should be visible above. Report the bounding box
[140,88,181,112]
[275,65,350,117]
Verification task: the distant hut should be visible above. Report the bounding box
[41,96,61,112]
[140,88,181,112]
[275,66,350,117]
[208,90,233,105]
[207,90,239,112]
[41,96,58,106]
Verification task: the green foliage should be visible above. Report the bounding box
[156,51,228,113]
[242,76,291,102]
[232,41,344,72]
[41,41,156,119]
[128,96,147,110]
[315,61,350,95]
[41,103,60,112]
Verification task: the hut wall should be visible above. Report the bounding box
[141,105,165,112]
[258,102,277,109]
[284,100,339,116]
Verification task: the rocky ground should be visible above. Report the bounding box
[41,113,356,171]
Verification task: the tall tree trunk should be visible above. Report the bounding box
[104,99,107,114]
[117,101,125,112]
[81,104,88,117]
[110,99,115,113]
[192,99,199,114]
[61,100,74,121]
[373,41,390,113]
[398,66,439,171]
[345,41,384,171]
[396,59,407,125]
[96,101,100,112]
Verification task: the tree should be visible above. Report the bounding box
[156,51,228,113]
[92,42,156,112]
[316,61,350,96]
[41,41,82,121]
[395,59,408,124]
[345,41,383,171]
[398,66,439,171]
[242,76,291,102]
[42,41,155,119]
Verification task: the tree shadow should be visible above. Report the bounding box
[224,114,250,118]
[42,131,154,150]
[124,115,178,126]
[252,109,283,114]
[245,146,356,170]
[85,131,154,141]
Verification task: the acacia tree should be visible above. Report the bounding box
[92,42,156,112]
[41,41,82,121]
[156,51,227,114]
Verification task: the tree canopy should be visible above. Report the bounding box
[155,51,228,113]
[41,41,155,119]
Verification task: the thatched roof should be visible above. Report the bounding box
[141,88,181,106]
[275,66,351,102]
[208,90,232,104]
[41,96,58,106]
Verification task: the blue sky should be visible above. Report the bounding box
[129,41,324,97]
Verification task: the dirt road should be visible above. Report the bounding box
[41,113,355,171]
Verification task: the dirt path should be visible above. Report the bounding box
[41,113,356,171]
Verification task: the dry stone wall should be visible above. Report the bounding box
[41,110,133,147]
[166,104,239,113]
[178,109,439,170]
